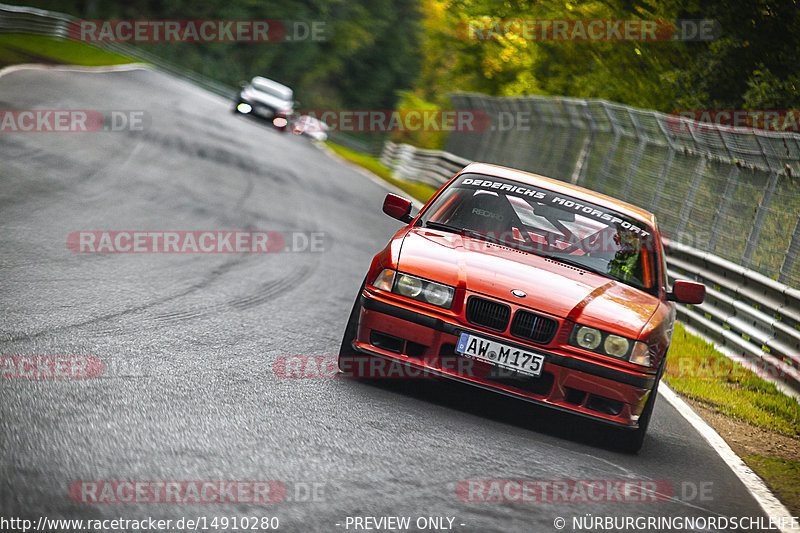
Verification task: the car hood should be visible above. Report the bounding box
[397,228,660,338]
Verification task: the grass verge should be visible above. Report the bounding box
[665,322,799,438]
[666,322,799,513]
[743,455,800,515]
[0,33,134,68]
[325,142,437,203]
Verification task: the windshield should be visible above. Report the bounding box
[419,173,660,294]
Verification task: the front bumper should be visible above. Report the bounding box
[235,97,289,130]
[351,288,657,429]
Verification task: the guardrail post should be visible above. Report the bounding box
[742,170,781,269]
[572,100,595,187]
[707,165,740,254]
[779,214,800,284]
[674,157,708,238]
[594,103,622,193]
[556,100,580,181]
[620,110,648,202]
[649,148,675,211]
[509,98,531,170]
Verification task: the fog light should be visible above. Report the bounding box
[273,117,288,128]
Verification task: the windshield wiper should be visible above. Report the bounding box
[424,221,465,234]
[424,221,498,244]
[536,252,609,278]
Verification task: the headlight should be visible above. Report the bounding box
[422,283,452,306]
[570,324,644,362]
[575,326,602,350]
[273,117,288,128]
[396,274,423,297]
[388,272,454,309]
[237,103,252,114]
[604,335,630,358]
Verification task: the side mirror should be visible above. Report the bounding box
[669,280,705,305]
[239,81,248,89]
[382,193,413,223]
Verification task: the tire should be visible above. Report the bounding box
[618,363,664,454]
[338,278,369,373]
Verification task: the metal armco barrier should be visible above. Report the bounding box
[381,141,471,188]
[667,241,800,389]
[380,142,800,393]
[0,3,236,99]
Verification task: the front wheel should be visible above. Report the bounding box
[338,279,369,374]
[618,365,663,454]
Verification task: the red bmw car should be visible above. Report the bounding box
[339,163,705,452]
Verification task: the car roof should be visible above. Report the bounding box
[459,162,658,228]
[251,76,293,99]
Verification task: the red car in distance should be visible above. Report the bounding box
[339,162,705,452]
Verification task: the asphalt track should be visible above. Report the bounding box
[0,66,783,532]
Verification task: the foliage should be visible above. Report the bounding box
[390,90,447,149]
[411,0,798,115]
[10,0,798,136]
[11,0,423,112]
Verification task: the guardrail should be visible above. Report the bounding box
[0,3,236,99]
[381,141,471,188]
[667,241,800,389]
[380,141,800,393]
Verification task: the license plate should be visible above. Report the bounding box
[456,333,545,377]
